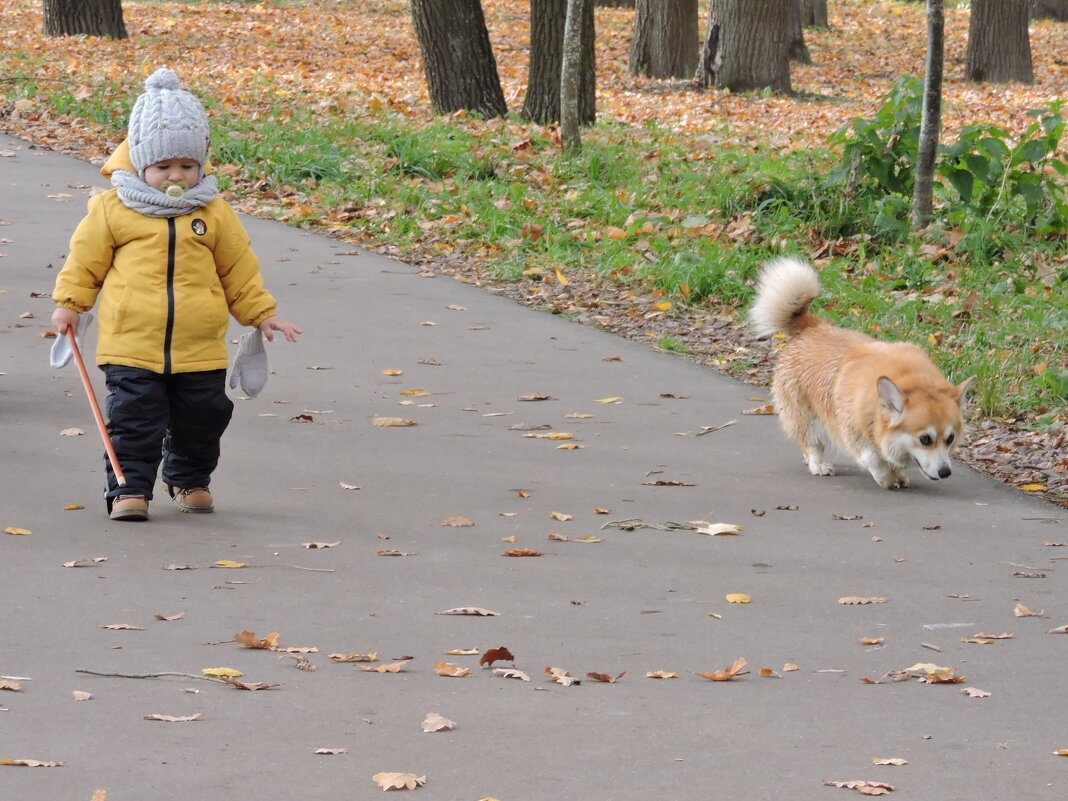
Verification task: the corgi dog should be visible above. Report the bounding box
[749,257,974,489]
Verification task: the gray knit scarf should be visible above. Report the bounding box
[111,169,219,217]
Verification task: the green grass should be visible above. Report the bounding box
[4,71,1064,422]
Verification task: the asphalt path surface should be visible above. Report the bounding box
[1,134,1065,800]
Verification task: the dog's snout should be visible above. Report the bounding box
[937,465,952,479]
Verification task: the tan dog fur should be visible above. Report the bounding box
[750,258,974,489]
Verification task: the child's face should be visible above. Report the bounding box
[144,158,201,190]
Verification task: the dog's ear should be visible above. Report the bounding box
[877,376,906,426]
[954,376,976,406]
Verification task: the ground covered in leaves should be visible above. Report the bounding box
[0,0,1064,505]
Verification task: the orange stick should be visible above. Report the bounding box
[67,328,126,486]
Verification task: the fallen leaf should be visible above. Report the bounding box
[163,563,196,570]
[372,773,426,791]
[594,507,610,514]
[91,790,105,801]
[565,412,593,419]
[574,535,602,543]
[303,541,340,549]
[545,666,581,686]
[586,671,627,683]
[555,443,584,450]
[446,647,479,656]
[1054,750,1068,757]
[859,637,885,645]
[144,713,204,723]
[422,712,456,732]
[290,414,315,423]
[549,511,572,522]
[646,671,679,679]
[0,680,22,692]
[593,396,623,404]
[377,549,417,556]
[502,535,517,543]
[1049,625,1068,634]
[493,668,531,681]
[400,389,430,397]
[1019,483,1047,492]
[824,779,894,794]
[1014,602,1047,617]
[479,647,515,668]
[872,758,907,766]
[72,691,93,701]
[0,759,64,767]
[339,482,361,490]
[695,523,742,536]
[433,662,470,678]
[441,516,474,527]
[503,548,542,557]
[833,514,864,521]
[642,479,695,487]
[100,624,143,631]
[60,427,84,436]
[153,611,185,622]
[972,632,1014,639]
[961,637,995,645]
[63,557,108,568]
[783,663,800,672]
[201,667,243,678]
[696,657,748,682]
[381,369,403,376]
[725,593,751,604]
[742,404,776,415]
[759,667,781,678]
[212,560,248,569]
[547,533,568,542]
[372,416,417,427]
[359,660,410,673]
[4,527,31,536]
[235,631,280,650]
[314,748,349,755]
[329,652,379,663]
[961,687,991,698]
[436,607,500,616]
[518,393,554,401]
[63,504,84,511]
[839,597,890,605]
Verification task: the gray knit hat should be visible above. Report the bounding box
[127,68,210,175]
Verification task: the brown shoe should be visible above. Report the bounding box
[110,495,149,521]
[167,485,214,514]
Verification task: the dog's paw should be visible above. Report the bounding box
[890,473,910,489]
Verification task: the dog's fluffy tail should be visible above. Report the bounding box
[748,257,822,338]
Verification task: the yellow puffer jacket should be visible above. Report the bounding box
[53,141,276,374]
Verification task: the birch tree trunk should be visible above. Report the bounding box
[523,0,595,125]
[561,0,586,152]
[912,0,944,228]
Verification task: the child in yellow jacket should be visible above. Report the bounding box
[52,68,301,521]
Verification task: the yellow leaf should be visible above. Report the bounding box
[554,267,570,286]
[556,443,583,450]
[372,416,418,427]
[645,671,678,679]
[725,593,751,604]
[653,301,672,311]
[202,667,244,678]
[4,526,31,536]
[550,511,572,522]
[381,369,402,376]
[64,504,84,511]
[400,389,430,397]
[1054,750,1068,757]
[593,396,623,404]
[212,560,248,569]
[1019,483,1047,492]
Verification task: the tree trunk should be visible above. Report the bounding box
[561,0,588,152]
[629,0,698,79]
[966,0,1034,84]
[411,0,508,118]
[787,0,811,63]
[800,0,829,27]
[596,0,634,6]
[523,0,595,125]
[697,0,792,93]
[43,0,126,39]
[913,0,944,229]
[1031,0,1068,20]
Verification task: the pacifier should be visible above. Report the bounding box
[162,182,186,199]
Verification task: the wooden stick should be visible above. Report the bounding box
[67,330,126,486]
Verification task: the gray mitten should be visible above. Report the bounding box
[229,329,268,397]
[49,312,94,369]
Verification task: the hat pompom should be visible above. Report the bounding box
[145,68,181,92]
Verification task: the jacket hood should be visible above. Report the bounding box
[102,139,214,178]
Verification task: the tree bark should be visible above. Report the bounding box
[596,0,634,6]
[629,0,698,79]
[43,0,126,39]
[411,0,508,118]
[1031,0,1068,20]
[800,0,829,27]
[697,0,792,93]
[966,0,1034,84]
[523,0,595,125]
[787,0,812,63]
[913,0,944,228]
[561,0,587,152]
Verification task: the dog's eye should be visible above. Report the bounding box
[919,434,934,447]
[945,432,954,445]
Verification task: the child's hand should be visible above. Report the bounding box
[52,307,80,335]
[258,315,302,343]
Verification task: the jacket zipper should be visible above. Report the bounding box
[163,218,176,374]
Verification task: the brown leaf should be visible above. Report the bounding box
[302,541,340,549]
[358,660,410,673]
[372,416,417,427]
[645,670,679,679]
[503,547,542,557]
[493,668,531,681]
[586,670,628,683]
[0,759,64,767]
[544,666,581,686]
[329,652,378,663]
[518,393,554,401]
[1014,602,1047,618]
[441,516,474,527]
[0,680,22,692]
[377,549,417,556]
[479,646,515,668]
[153,611,185,622]
[1049,625,1068,634]
[859,637,885,645]
[314,748,349,755]
[549,511,572,521]
[838,597,889,605]
[824,779,894,794]
[759,667,781,678]
[433,662,470,678]
[421,712,456,732]
[163,563,196,570]
[143,713,204,723]
[833,514,864,521]
[696,656,748,682]
[234,631,279,650]
[371,773,426,791]
[219,678,279,691]
[641,479,695,487]
[742,404,776,415]
[436,607,500,616]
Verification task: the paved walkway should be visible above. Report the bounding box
[1,134,1064,800]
